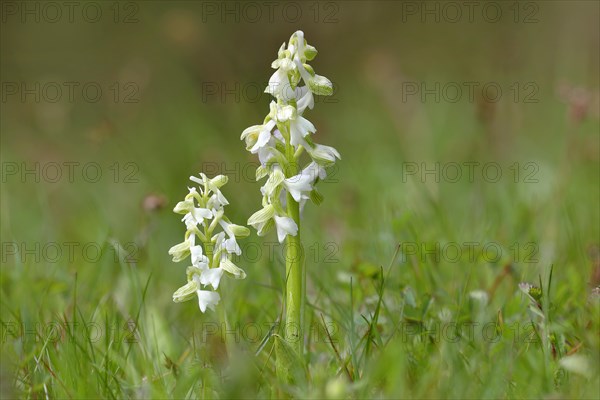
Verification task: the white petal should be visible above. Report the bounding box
[224,237,241,255]
[284,173,314,202]
[212,232,226,250]
[273,129,284,141]
[241,125,261,140]
[207,189,229,210]
[182,213,197,230]
[258,144,275,165]
[199,268,224,290]
[250,127,272,153]
[290,116,315,147]
[189,175,203,185]
[192,207,212,222]
[277,42,286,58]
[265,68,287,96]
[303,161,327,181]
[296,86,314,114]
[191,245,209,267]
[274,215,298,243]
[196,290,220,313]
[269,101,295,122]
[277,105,295,121]
[295,59,312,83]
[294,31,305,57]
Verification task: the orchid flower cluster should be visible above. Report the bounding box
[168,173,250,313]
[241,30,341,241]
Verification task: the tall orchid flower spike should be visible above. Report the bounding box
[169,173,250,313]
[241,31,340,359]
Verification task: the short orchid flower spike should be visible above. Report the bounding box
[242,30,340,243]
[169,173,250,313]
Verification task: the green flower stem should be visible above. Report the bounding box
[284,138,305,356]
[285,192,304,355]
[218,302,232,359]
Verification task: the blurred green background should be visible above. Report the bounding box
[1,1,599,398]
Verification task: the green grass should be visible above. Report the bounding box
[1,2,599,398]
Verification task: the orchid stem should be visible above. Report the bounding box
[284,135,305,357]
[285,192,304,356]
[219,303,232,360]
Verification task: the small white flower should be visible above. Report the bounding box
[196,288,221,313]
[181,206,213,229]
[199,267,224,290]
[293,54,333,97]
[191,244,209,268]
[274,215,298,243]
[289,115,316,147]
[261,167,285,197]
[308,74,333,96]
[257,135,280,166]
[173,195,195,215]
[269,101,295,123]
[302,161,327,181]
[241,120,277,154]
[307,143,341,166]
[295,58,313,85]
[292,31,305,59]
[206,189,229,211]
[283,172,314,202]
[224,237,240,255]
[265,68,289,97]
[189,174,206,188]
[241,124,262,150]
[266,56,296,100]
[218,220,242,255]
